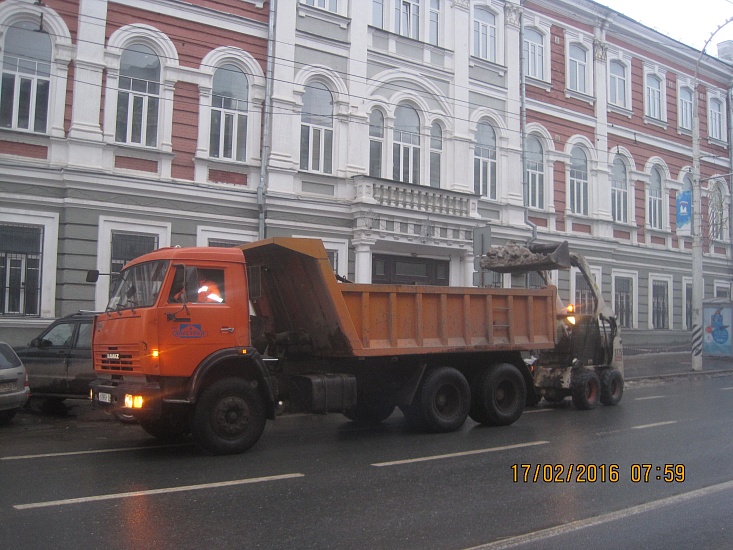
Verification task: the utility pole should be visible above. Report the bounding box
[691,18,733,372]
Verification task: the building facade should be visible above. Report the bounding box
[0,0,731,347]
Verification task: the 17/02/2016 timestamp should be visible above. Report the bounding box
[511,464,686,483]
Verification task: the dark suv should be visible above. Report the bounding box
[14,312,97,400]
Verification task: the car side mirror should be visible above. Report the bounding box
[86,270,100,283]
[30,337,42,348]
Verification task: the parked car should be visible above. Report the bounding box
[0,342,30,426]
[14,311,97,401]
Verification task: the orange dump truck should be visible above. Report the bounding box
[89,237,622,454]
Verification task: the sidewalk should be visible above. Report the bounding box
[622,347,733,379]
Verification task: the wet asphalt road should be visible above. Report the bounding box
[1,370,733,549]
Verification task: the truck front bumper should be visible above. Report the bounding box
[90,378,163,419]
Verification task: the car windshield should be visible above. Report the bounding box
[107,260,169,311]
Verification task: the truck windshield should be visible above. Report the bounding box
[107,260,169,311]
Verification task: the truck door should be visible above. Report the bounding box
[158,265,244,376]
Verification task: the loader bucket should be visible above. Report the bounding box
[480,241,571,274]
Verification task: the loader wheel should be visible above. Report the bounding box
[571,369,600,410]
[412,367,470,433]
[343,399,395,424]
[469,363,526,426]
[600,369,624,406]
[192,377,266,455]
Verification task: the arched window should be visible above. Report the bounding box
[709,99,724,141]
[708,181,726,241]
[609,61,626,108]
[369,109,384,178]
[473,8,496,62]
[679,87,693,130]
[611,156,628,223]
[429,122,442,188]
[209,64,248,161]
[645,75,662,120]
[115,44,161,146]
[525,136,544,208]
[569,45,587,93]
[393,104,420,184]
[523,29,544,80]
[300,82,333,174]
[648,166,663,229]
[569,146,588,215]
[474,121,497,199]
[1,21,52,133]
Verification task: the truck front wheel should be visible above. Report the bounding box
[192,378,267,455]
[413,367,470,433]
[469,363,526,426]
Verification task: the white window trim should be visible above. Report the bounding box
[566,40,592,97]
[707,91,727,143]
[472,6,498,63]
[95,216,171,310]
[300,0,344,17]
[0,208,58,319]
[714,280,732,299]
[522,19,552,84]
[612,269,638,329]
[608,57,631,112]
[196,227,258,247]
[677,80,694,132]
[643,65,668,124]
[648,274,673,330]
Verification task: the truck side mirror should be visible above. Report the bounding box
[184,266,199,303]
[86,270,100,283]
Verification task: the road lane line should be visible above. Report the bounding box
[631,421,677,430]
[721,387,733,391]
[464,479,733,550]
[14,473,305,510]
[634,396,665,400]
[1,443,191,461]
[371,441,548,467]
[522,409,553,414]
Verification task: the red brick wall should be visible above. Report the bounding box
[0,141,48,159]
[171,82,199,181]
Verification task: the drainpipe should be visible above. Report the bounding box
[258,0,277,240]
[519,3,537,244]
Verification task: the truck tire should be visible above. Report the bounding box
[343,399,395,424]
[600,369,624,406]
[571,369,600,410]
[413,367,470,433]
[192,377,266,455]
[469,363,526,426]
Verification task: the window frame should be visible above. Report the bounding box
[300,81,334,175]
[678,86,693,131]
[708,98,724,141]
[608,60,628,109]
[612,270,638,329]
[392,103,422,185]
[473,7,497,63]
[474,120,497,200]
[523,28,545,81]
[369,108,385,178]
[644,72,666,122]
[568,43,588,94]
[114,44,161,148]
[569,146,589,216]
[395,0,420,40]
[302,0,338,13]
[525,135,545,209]
[611,156,629,224]
[429,121,442,188]
[209,63,249,163]
[649,274,673,330]
[648,167,664,231]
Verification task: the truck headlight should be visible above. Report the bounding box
[124,394,144,409]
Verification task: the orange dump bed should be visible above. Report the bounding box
[240,238,558,358]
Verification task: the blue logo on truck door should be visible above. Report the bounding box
[172,324,208,338]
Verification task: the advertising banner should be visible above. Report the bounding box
[703,304,733,357]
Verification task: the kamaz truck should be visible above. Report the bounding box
[89,237,623,454]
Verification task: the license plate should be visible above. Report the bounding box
[98,392,112,404]
[0,381,15,393]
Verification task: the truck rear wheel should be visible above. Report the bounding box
[469,363,526,426]
[571,369,600,410]
[192,377,266,455]
[412,367,470,433]
[600,369,624,406]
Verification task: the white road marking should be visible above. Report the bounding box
[372,441,549,467]
[522,409,553,414]
[14,473,305,510]
[721,387,733,391]
[464,479,733,549]
[631,421,677,430]
[634,395,665,400]
[1,443,190,461]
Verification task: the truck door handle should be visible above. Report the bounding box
[221,327,235,333]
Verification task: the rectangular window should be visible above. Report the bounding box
[614,276,633,329]
[0,224,43,316]
[369,140,382,177]
[679,92,692,130]
[645,77,662,120]
[612,183,628,223]
[372,0,384,28]
[300,124,333,174]
[652,280,669,329]
[395,0,420,40]
[110,232,158,281]
[570,170,588,215]
[429,0,440,46]
[474,149,497,200]
[575,272,595,315]
[709,101,723,141]
[116,77,159,147]
[526,165,544,209]
[648,188,662,230]
[304,0,337,12]
[609,63,626,108]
